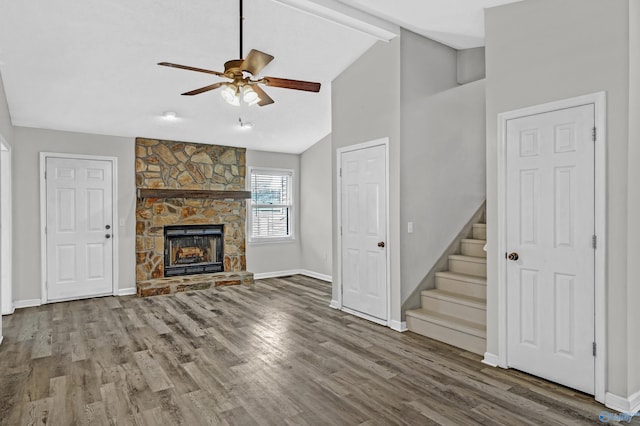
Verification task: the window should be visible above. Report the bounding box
[248,167,294,242]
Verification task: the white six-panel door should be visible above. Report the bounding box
[340,144,388,321]
[506,104,595,394]
[46,157,114,301]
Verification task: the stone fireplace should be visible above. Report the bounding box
[135,137,254,297]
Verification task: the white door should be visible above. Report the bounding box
[506,104,595,394]
[46,157,114,301]
[340,144,387,321]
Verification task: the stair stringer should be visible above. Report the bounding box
[401,201,485,320]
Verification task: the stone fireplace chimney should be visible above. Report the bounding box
[135,138,253,296]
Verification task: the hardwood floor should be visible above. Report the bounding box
[0,275,631,425]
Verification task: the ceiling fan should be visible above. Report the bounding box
[158,0,321,107]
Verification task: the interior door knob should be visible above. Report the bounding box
[105,234,111,239]
[377,241,385,248]
[507,252,519,261]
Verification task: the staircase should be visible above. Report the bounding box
[406,222,487,355]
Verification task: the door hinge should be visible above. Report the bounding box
[592,127,596,142]
[592,235,597,249]
[339,168,342,177]
[593,342,597,357]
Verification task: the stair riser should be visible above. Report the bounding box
[421,296,486,326]
[407,316,485,355]
[472,225,486,240]
[436,277,486,299]
[461,241,486,258]
[449,259,486,277]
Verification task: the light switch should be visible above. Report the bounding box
[407,222,413,233]
[119,218,126,227]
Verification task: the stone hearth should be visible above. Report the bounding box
[135,137,254,296]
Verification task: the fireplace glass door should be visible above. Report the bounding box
[164,224,223,277]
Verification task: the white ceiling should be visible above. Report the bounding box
[0,0,520,154]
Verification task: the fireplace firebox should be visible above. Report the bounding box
[164,224,224,277]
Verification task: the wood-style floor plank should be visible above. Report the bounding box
[1,275,635,425]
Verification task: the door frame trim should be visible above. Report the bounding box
[495,92,606,403]
[39,152,119,303]
[335,138,390,325]
[0,136,12,316]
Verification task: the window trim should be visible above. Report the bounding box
[247,166,295,244]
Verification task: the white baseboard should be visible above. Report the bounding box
[482,352,501,367]
[389,320,407,332]
[632,391,640,414]
[606,390,640,414]
[254,269,332,282]
[13,299,42,309]
[329,300,340,309]
[0,336,3,346]
[2,306,15,316]
[118,287,136,296]
[298,270,332,282]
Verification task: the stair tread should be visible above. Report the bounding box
[436,271,487,285]
[406,309,486,338]
[461,238,486,244]
[449,254,487,264]
[421,289,486,308]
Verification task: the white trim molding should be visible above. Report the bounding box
[0,137,12,316]
[496,92,607,403]
[482,352,501,368]
[118,288,137,296]
[606,391,640,414]
[388,320,407,332]
[13,299,42,309]
[253,269,332,282]
[329,299,340,309]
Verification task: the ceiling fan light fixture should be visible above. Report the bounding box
[242,86,259,105]
[221,84,240,106]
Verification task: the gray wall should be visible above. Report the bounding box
[245,149,302,275]
[331,38,402,322]
[400,80,486,305]
[457,48,486,84]
[0,73,13,145]
[401,29,458,101]
[300,134,332,277]
[13,127,136,301]
[400,30,482,308]
[485,0,633,398]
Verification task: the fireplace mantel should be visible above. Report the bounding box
[137,188,251,200]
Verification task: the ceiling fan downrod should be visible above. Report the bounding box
[239,0,244,60]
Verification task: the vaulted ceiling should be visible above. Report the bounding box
[0,0,520,153]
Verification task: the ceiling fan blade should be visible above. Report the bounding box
[262,77,321,92]
[241,49,274,76]
[252,84,275,106]
[158,62,225,77]
[181,82,224,96]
